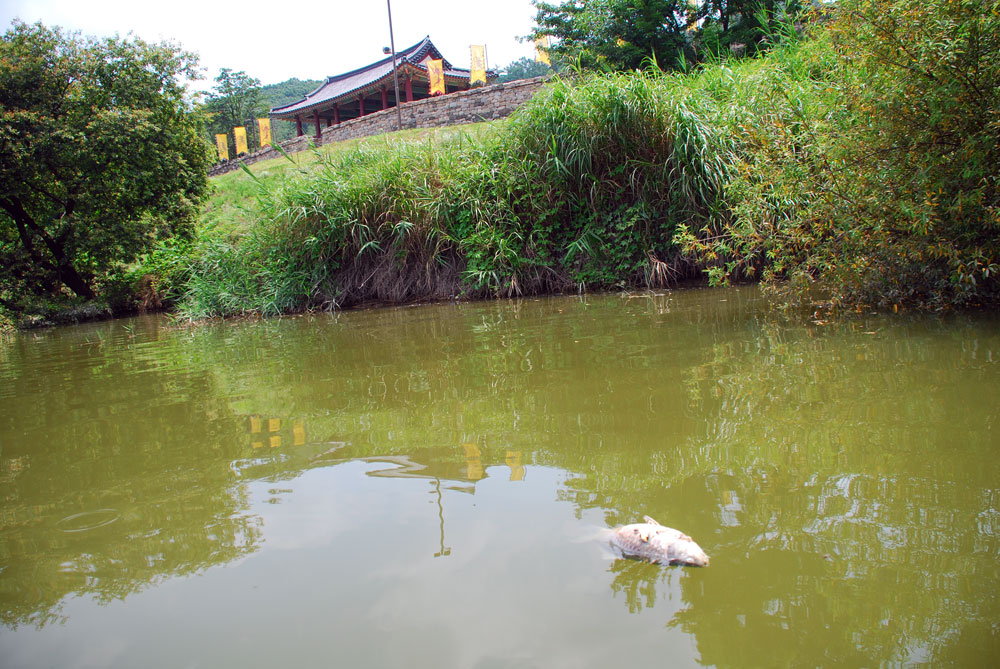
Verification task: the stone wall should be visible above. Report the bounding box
[208,76,549,177]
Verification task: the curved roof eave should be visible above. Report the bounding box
[269,37,498,119]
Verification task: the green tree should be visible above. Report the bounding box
[530,0,805,71]
[497,56,554,83]
[0,21,209,305]
[531,0,695,71]
[205,68,265,156]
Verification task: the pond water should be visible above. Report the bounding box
[1,287,998,667]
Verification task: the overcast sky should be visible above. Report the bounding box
[2,0,540,91]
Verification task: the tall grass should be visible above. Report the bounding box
[452,71,736,295]
[160,1,998,318]
[179,64,753,318]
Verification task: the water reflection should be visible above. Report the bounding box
[0,291,997,666]
[0,317,262,629]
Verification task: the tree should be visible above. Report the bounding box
[0,21,209,304]
[204,68,266,156]
[530,0,805,72]
[531,0,695,71]
[497,57,555,83]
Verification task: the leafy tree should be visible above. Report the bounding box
[530,0,806,71]
[531,0,695,71]
[497,56,554,83]
[204,68,266,156]
[0,21,209,305]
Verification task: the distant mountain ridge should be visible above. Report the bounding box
[260,78,323,111]
[260,78,323,142]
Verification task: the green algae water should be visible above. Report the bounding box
[1,287,997,667]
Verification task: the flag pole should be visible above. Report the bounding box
[387,0,403,131]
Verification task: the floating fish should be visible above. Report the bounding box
[609,515,710,567]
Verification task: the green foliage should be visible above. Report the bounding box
[177,0,1000,318]
[529,0,806,71]
[259,78,323,143]
[453,72,733,293]
[497,56,555,82]
[183,137,469,316]
[179,70,735,317]
[0,20,210,309]
[683,0,1000,307]
[532,0,695,71]
[204,68,266,156]
[259,77,324,109]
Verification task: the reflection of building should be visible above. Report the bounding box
[365,444,525,485]
[270,37,497,138]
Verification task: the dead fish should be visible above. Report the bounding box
[609,515,710,567]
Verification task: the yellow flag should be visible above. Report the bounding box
[427,59,445,96]
[534,35,551,65]
[257,118,272,147]
[215,133,229,161]
[234,126,248,155]
[470,45,486,85]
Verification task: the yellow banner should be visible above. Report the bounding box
[427,59,445,96]
[234,126,248,155]
[215,133,229,161]
[470,45,486,85]
[535,35,551,65]
[257,118,272,147]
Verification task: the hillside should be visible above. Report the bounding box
[260,77,323,142]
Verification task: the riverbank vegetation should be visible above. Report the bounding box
[3,0,997,328]
[167,0,996,318]
[0,21,209,329]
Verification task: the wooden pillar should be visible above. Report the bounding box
[295,115,303,137]
[333,104,339,125]
[405,75,413,102]
[314,112,321,138]
[326,115,332,127]
[358,93,366,117]
[381,87,388,110]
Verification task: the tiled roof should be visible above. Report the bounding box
[270,37,492,119]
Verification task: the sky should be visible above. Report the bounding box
[2,0,540,91]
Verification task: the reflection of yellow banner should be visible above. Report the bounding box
[534,35,550,65]
[506,451,525,481]
[470,45,486,85]
[257,118,272,147]
[234,126,248,155]
[215,133,229,161]
[462,442,483,480]
[427,59,445,96]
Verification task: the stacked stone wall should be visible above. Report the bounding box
[208,76,548,177]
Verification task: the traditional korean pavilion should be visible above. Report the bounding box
[270,37,495,137]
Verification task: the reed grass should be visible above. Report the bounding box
[166,24,874,317]
[175,58,767,318]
